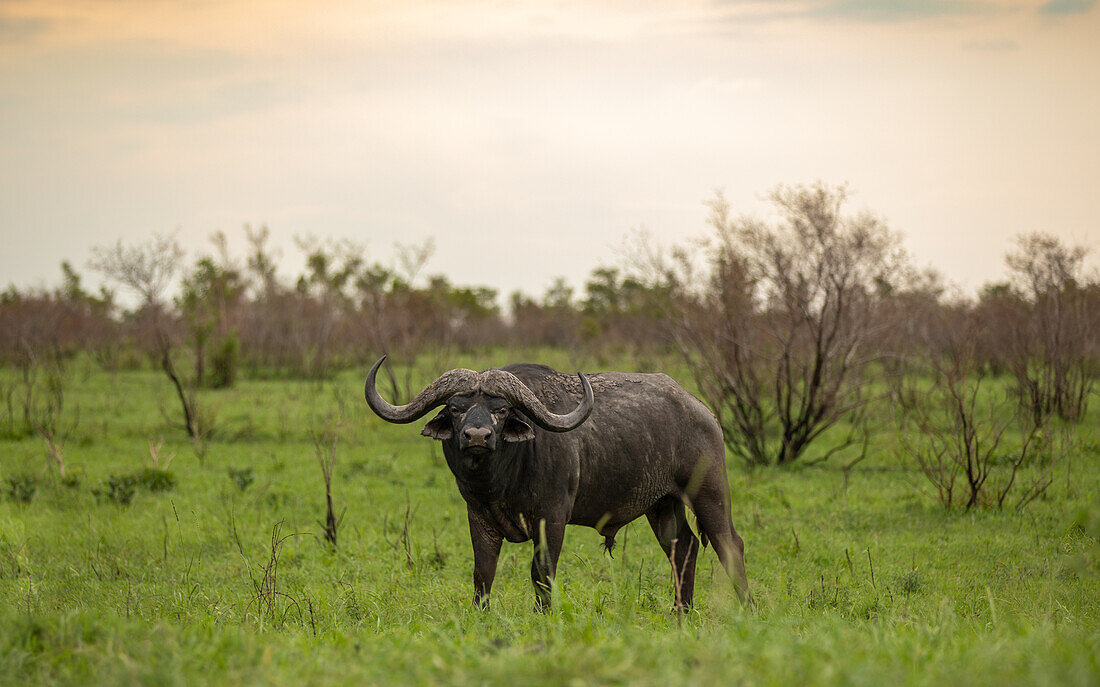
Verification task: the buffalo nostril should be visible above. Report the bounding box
[464,427,491,444]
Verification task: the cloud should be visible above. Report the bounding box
[0,14,49,43]
[809,0,995,22]
[962,38,1020,51]
[1039,0,1097,15]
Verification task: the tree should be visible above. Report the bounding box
[652,183,908,466]
[178,233,246,388]
[984,233,1099,423]
[89,233,207,444]
[509,277,581,350]
[88,234,183,308]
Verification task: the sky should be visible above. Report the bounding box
[1,0,1098,303]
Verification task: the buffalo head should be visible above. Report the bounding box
[364,356,594,456]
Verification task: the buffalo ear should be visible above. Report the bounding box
[421,410,452,440]
[502,415,535,443]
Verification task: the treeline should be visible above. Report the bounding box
[0,230,503,382]
[2,183,1098,482]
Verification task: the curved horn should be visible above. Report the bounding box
[479,369,593,432]
[364,356,478,424]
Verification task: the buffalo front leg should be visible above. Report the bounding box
[530,518,566,612]
[468,507,503,608]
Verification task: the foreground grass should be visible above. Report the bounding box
[1,359,1097,685]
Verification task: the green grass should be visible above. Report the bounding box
[1,357,1097,686]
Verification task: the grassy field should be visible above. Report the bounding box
[1,354,1097,686]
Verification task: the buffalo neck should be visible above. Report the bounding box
[441,438,537,507]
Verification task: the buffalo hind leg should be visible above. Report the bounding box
[691,480,751,606]
[530,518,566,612]
[646,496,700,611]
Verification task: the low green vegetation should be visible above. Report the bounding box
[0,357,1097,686]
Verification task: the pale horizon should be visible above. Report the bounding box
[2,0,1098,302]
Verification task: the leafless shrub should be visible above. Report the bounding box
[313,429,345,548]
[30,359,78,480]
[382,493,417,569]
[894,322,1057,512]
[148,436,175,470]
[245,522,308,628]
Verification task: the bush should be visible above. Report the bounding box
[94,474,138,506]
[228,466,254,491]
[6,475,36,503]
[135,467,176,492]
[60,468,83,489]
[92,468,176,505]
[211,333,239,389]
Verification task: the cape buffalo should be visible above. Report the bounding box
[364,356,749,610]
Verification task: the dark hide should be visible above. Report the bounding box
[366,361,750,611]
